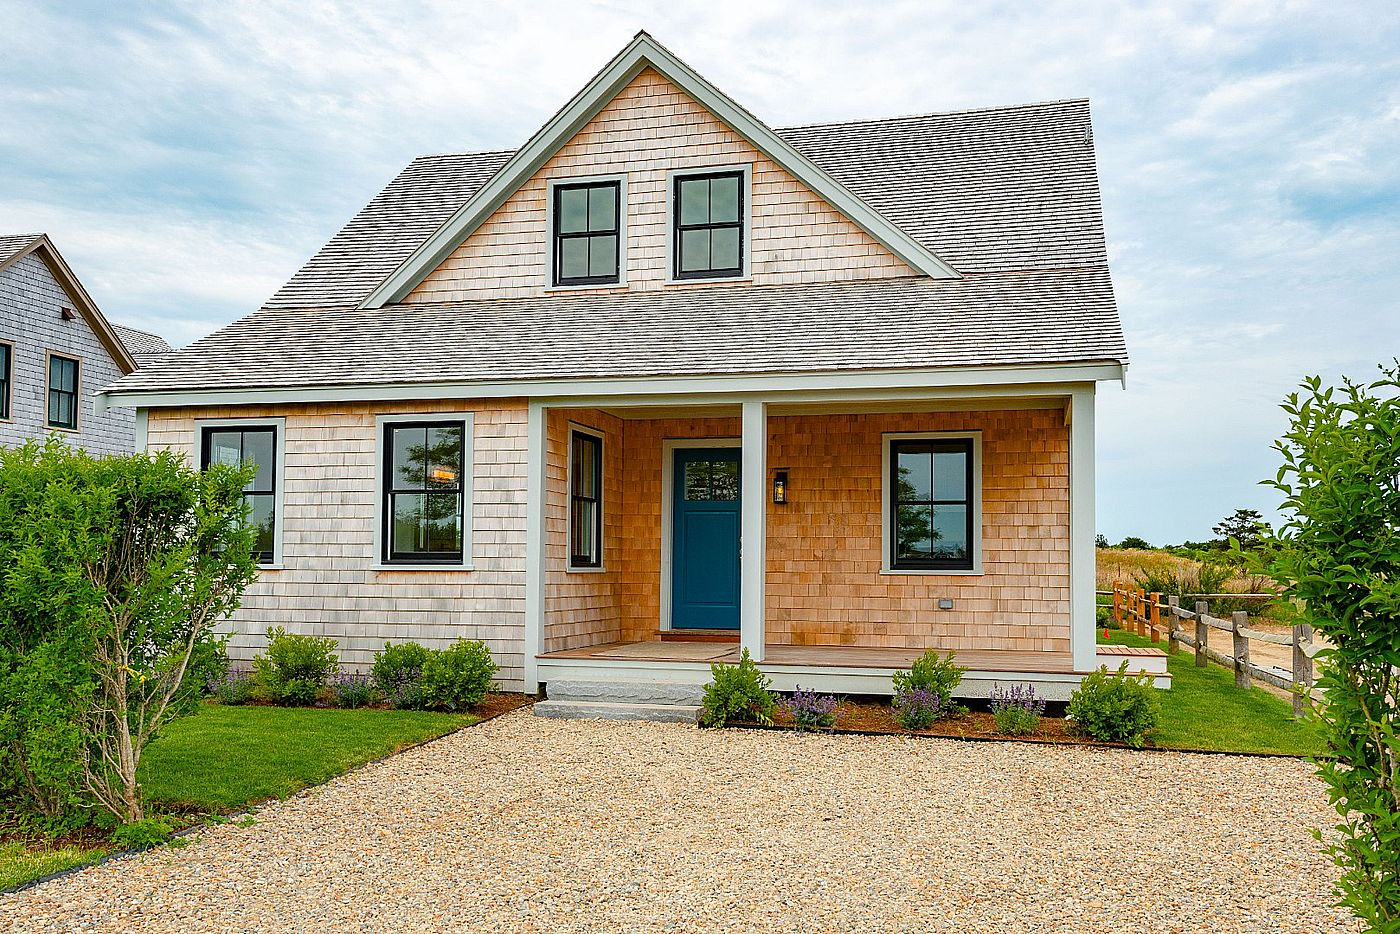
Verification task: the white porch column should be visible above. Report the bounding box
[740,400,767,661]
[1068,386,1097,673]
[523,400,548,693]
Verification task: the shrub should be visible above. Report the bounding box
[111,816,174,851]
[419,640,497,711]
[1067,663,1160,747]
[780,686,840,731]
[252,627,339,706]
[892,686,946,729]
[329,671,376,709]
[989,683,1047,736]
[372,641,432,706]
[699,649,776,727]
[206,668,255,706]
[891,648,966,700]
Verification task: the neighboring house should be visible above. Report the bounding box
[0,233,172,454]
[100,33,1141,704]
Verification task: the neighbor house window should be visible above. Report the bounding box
[0,342,11,420]
[46,354,79,430]
[673,170,744,279]
[569,429,603,568]
[202,426,278,563]
[888,437,975,571]
[382,421,466,563]
[553,180,620,286]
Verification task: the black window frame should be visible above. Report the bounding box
[552,180,622,287]
[200,425,279,565]
[672,170,745,280]
[888,437,976,572]
[46,353,79,431]
[0,341,12,421]
[381,420,467,565]
[569,429,603,569]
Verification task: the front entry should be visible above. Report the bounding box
[670,447,742,630]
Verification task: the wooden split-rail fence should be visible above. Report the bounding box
[1109,583,1320,717]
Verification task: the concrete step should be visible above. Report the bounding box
[545,678,706,706]
[534,699,701,724]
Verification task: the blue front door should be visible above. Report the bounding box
[671,447,741,630]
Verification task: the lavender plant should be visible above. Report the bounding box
[206,669,254,706]
[988,683,1047,736]
[781,686,840,731]
[330,671,377,709]
[892,686,946,729]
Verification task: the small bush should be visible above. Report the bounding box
[989,683,1047,736]
[251,627,339,706]
[892,686,947,729]
[111,817,174,850]
[329,671,376,709]
[780,686,840,730]
[419,640,497,711]
[1067,663,1161,747]
[372,641,432,705]
[699,649,777,727]
[891,648,966,699]
[206,668,255,705]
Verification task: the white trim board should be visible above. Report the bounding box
[658,437,741,632]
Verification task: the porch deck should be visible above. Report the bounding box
[538,641,1078,674]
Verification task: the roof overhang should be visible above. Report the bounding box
[98,361,1125,411]
[0,234,138,374]
[357,31,961,310]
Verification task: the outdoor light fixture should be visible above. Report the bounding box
[772,470,789,504]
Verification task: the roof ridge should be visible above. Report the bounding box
[775,98,1091,133]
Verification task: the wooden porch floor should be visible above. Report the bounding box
[537,641,1078,674]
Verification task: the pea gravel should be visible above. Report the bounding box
[0,711,1355,933]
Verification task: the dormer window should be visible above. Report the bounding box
[673,170,745,280]
[552,180,621,287]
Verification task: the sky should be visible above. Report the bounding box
[2,0,1397,545]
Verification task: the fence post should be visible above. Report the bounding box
[1194,601,1209,668]
[1112,582,1123,628]
[1292,623,1313,718]
[1167,596,1180,654]
[1137,588,1147,637]
[1148,592,1162,643]
[1232,610,1251,690]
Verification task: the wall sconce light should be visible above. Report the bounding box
[772,470,789,505]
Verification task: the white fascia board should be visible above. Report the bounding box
[99,362,1126,411]
[358,33,958,309]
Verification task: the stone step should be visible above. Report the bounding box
[534,699,701,724]
[545,678,706,706]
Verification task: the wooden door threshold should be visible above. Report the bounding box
[658,629,740,644]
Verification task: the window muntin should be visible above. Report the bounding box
[202,426,278,563]
[383,421,465,563]
[0,343,11,420]
[569,430,603,568]
[673,171,744,279]
[553,181,621,286]
[46,354,79,430]
[889,439,974,571]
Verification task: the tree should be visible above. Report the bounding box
[1095,534,1110,548]
[1258,364,1400,932]
[1212,508,1271,550]
[1116,535,1152,550]
[0,439,258,825]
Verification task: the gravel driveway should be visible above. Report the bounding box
[1,711,1353,933]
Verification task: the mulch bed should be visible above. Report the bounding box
[768,697,1111,746]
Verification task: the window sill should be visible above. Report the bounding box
[879,567,984,577]
[46,425,80,435]
[257,564,285,572]
[372,564,475,573]
[566,565,607,574]
[545,281,626,293]
[664,275,752,287]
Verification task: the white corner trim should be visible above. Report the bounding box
[373,412,475,571]
[194,416,287,569]
[523,401,548,691]
[740,402,767,660]
[664,163,752,283]
[658,436,741,632]
[134,407,148,452]
[545,173,628,289]
[565,420,607,572]
[1068,386,1097,673]
[879,430,984,576]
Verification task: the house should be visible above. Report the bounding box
[99,33,1149,710]
[1,233,172,455]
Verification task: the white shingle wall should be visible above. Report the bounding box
[406,68,915,303]
[0,254,135,454]
[146,401,530,690]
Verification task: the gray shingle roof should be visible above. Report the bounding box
[109,270,1125,393]
[111,323,174,366]
[0,233,43,266]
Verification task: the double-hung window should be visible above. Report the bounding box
[382,420,467,564]
[569,429,603,569]
[202,426,279,564]
[0,342,12,420]
[46,354,79,430]
[673,170,744,279]
[553,180,621,286]
[888,437,977,572]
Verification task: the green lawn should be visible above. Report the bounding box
[1099,629,1325,756]
[3,704,475,892]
